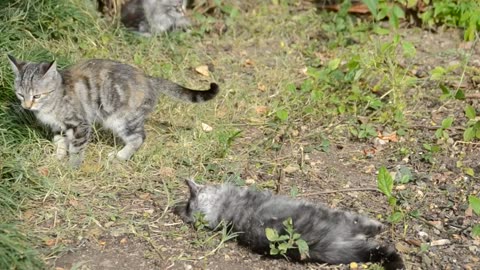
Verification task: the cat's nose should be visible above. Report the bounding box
[22,100,33,109]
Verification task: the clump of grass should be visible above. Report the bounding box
[0,224,45,270]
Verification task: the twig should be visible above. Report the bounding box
[299,187,380,197]
[466,93,480,99]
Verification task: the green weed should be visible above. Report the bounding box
[265,217,309,260]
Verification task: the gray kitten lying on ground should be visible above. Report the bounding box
[121,0,190,35]
[7,55,218,167]
[175,180,405,270]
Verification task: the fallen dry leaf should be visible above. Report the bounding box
[37,166,49,176]
[120,237,128,244]
[378,131,398,142]
[255,106,268,115]
[159,167,175,177]
[465,206,473,218]
[257,83,266,91]
[138,193,150,200]
[45,238,56,247]
[195,65,210,77]
[201,122,213,132]
[244,59,254,67]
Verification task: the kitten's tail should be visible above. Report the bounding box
[369,245,405,270]
[155,79,219,103]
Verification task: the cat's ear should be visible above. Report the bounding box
[41,60,58,80]
[185,178,201,197]
[7,54,25,76]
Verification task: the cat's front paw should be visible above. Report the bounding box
[53,135,68,160]
[68,154,83,168]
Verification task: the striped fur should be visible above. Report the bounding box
[175,180,405,270]
[7,55,219,167]
[121,0,190,35]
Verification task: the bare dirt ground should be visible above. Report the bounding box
[15,3,479,270]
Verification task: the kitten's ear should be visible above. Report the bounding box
[7,54,24,76]
[41,60,58,80]
[185,179,201,196]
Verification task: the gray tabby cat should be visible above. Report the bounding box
[7,55,218,167]
[121,0,190,35]
[175,180,405,270]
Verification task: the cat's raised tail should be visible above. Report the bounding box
[155,79,219,103]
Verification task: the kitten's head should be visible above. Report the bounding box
[7,55,61,111]
[159,0,187,16]
[174,179,222,227]
[343,211,385,239]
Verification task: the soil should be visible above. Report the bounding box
[52,5,480,270]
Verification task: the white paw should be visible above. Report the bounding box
[116,150,131,161]
[69,155,83,168]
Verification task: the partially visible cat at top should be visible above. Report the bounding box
[120,0,191,35]
[175,180,405,270]
[7,55,219,167]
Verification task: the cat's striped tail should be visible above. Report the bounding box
[155,79,219,103]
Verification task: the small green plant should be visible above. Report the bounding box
[420,0,480,41]
[363,0,406,29]
[377,166,404,223]
[265,217,309,260]
[463,105,480,142]
[435,116,454,140]
[193,212,209,231]
[421,143,441,164]
[351,123,377,140]
[468,195,480,237]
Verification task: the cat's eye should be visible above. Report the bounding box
[32,94,41,99]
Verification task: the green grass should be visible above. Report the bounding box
[0,0,478,269]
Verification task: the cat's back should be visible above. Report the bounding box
[64,59,145,80]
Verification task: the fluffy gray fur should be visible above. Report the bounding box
[121,0,190,35]
[175,180,405,270]
[7,55,218,167]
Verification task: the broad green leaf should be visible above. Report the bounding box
[276,109,289,122]
[464,127,475,141]
[402,41,416,58]
[388,196,397,206]
[377,166,393,198]
[278,242,290,251]
[465,105,476,120]
[362,0,378,18]
[292,233,301,240]
[296,239,309,259]
[373,26,389,35]
[328,58,341,71]
[387,211,404,223]
[469,195,480,215]
[472,224,480,237]
[455,89,465,100]
[431,67,446,80]
[270,245,279,255]
[265,228,279,241]
[464,167,475,177]
[435,128,443,139]
[441,116,454,129]
[439,84,450,95]
[392,5,405,19]
[277,235,290,241]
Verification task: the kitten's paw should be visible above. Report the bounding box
[68,155,83,168]
[116,151,131,161]
[55,149,68,160]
